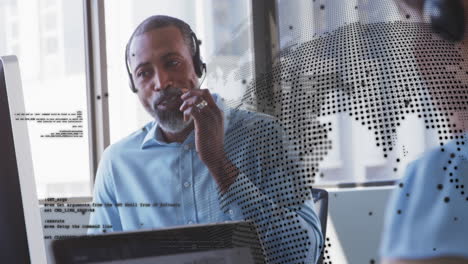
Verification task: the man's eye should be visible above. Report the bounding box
[137,70,150,78]
[167,60,180,67]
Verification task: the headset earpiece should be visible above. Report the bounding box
[125,42,138,93]
[129,79,137,93]
[191,32,206,78]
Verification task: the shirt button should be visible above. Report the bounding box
[188,220,194,224]
[184,181,191,188]
[228,209,234,215]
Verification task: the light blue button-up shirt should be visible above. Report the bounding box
[380,139,468,259]
[88,95,323,263]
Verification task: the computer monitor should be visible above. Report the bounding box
[52,220,265,264]
[0,55,47,263]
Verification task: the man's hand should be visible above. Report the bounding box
[179,89,237,192]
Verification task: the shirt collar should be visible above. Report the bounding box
[140,93,231,149]
[140,121,158,149]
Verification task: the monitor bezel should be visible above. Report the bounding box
[1,55,48,263]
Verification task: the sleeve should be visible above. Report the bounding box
[220,114,324,264]
[379,161,419,258]
[379,151,468,259]
[87,149,123,235]
[219,175,323,264]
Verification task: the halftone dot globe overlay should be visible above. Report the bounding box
[203,2,468,264]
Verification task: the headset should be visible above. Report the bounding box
[125,28,206,93]
[422,0,465,42]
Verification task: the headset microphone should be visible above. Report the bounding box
[196,64,207,90]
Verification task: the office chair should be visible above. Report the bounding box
[311,188,329,264]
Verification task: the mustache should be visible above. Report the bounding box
[153,87,184,107]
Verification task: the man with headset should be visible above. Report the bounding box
[380,0,468,263]
[88,15,323,264]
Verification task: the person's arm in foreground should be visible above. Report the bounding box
[380,149,468,264]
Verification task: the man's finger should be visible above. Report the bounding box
[179,96,198,112]
[181,89,216,107]
[180,95,207,112]
[183,105,203,122]
[181,89,203,100]
[200,89,216,106]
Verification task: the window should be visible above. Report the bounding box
[0,0,444,201]
[4,1,19,56]
[276,0,440,185]
[0,0,91,199]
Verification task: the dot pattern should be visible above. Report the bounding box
[205,2,468,264]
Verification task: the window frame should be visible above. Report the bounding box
[82,0,110,190]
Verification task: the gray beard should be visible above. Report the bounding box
[154,108,193,133]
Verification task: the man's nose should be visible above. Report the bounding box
[153,70,172,91]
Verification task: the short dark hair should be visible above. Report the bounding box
[125,15,196,66]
